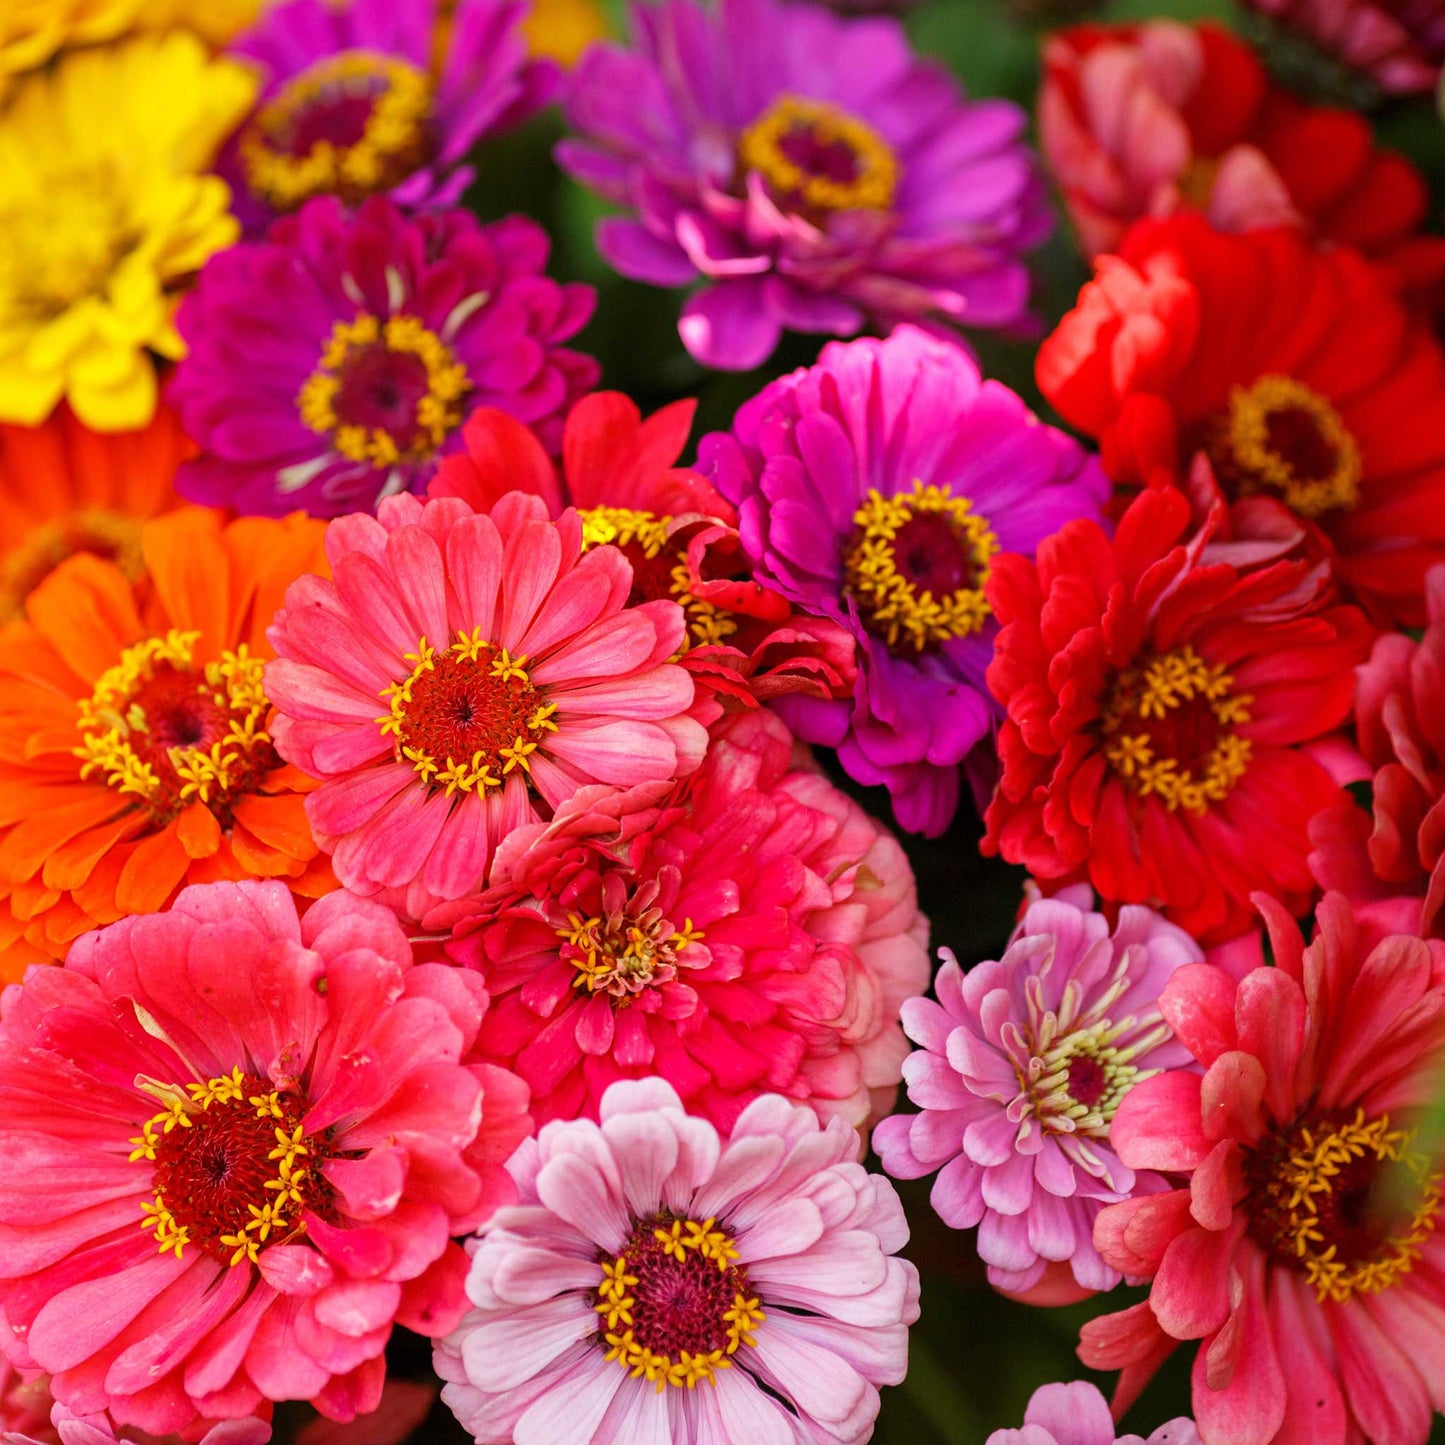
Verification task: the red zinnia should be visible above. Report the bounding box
[1038,215,1445,626]
[983,486,1374,944]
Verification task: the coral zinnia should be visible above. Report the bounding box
[1037,215,1445,627]
[0,880,531,1436]
[874,886,1197,1297]
[0,404,185,624]
[444,708,929,1131]
[702,325,1110,835]
[1083,892,1445,1444]
[170,196,597,520]
[0,507,333,977]
[557,0,1051,369]
[224,0,556,233]
[264,491,707,922]
[435,1078,918,1443]
[986,1381,1199,1445]
[983,486,1374,945]
[429,392,857,708]
[0,34,255,431]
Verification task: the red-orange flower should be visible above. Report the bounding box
[0,506,335,977]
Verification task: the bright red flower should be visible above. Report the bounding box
[1037,216,1445,626]
[982,486,1374,944]
[1084,893,1445,1445]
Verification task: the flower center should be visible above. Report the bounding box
[843,481,997,653]
[738,94,898,213]
[2,508,146,622]
[1243,1108,1441,1303]
[239,50,435,211]
[558,882,706,1004]
[297,313,472,469]
[1101,644,1253,815]
[129,1068,336,1268]
[74,630,279,828]
[579,507,737,650]
[595,1213,764,1391]
[378,631,558,796]
[1210,375,1361,519]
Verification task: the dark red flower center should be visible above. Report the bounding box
[1065,1054,1109,1109]
[737,94,899,212]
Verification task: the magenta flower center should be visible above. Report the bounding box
[557,885,706,1003]
[1242,1107,1441,1303]
[1100,644,1253,815]
[595,1214,765,1390]
[130,1068,336,1269]
[240,50,436,211]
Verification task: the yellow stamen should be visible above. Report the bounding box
[738,94,898,212]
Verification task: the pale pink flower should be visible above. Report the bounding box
[986,1381,1198,1445]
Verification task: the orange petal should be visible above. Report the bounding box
[42,813,141,892]
[225,513,328,657]
[0,930,54,982]
[74,840,138,923]
[290,854,339,899]
[141,510,231,657]
[177,802,222,860]
[228,823,300,878]
[230,793,317,860]
[23,554,143,684]
[188,844,250,885]
[115,823,190,915]
[0,792,125,883]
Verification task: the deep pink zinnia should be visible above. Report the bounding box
[442,708,930,1132]
[986,1380,1199,1445]
[434,1078,920,1443]
[0,881,531,1438]
[1083,891,1445,1445]
[265,491,708,921]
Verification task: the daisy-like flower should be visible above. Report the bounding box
[557,0,1051,369]
[1037,215,1445,627]
[0,34,256,431]
[435,1078,919,1444]
[430,392,857,707]
[519,0,610,66]
[0,404,185,623]
[0,880,531,1436]
[224,0,557,233]
[701,325,1110,835]
[1083,892,1445,1444]
[170,197,597,520]
[264,491,707,922]
[874,887,1198,1297]
[987,1381,1198,1445]
[0,507,334,976]
[983,486,1374,945]
[445,708,928,1131]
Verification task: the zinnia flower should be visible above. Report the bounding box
[701,325,1110,835]
[434,1078,919,1444]
[0,404,185,623]
[518,0,610,66]
[444,707,929,1131]
[1082,892,1445,1444]
[1037,215,1445,627]
[0,34,256,431]
[169,196,597,520]
[429,392,857,708]
[0,880,531,1436]
[0,507,335,977]
[224,0,557,233]
[557,0,1051,369]
[264,491,707,921]
[983,485,1374,945]
[986,1381,1199,1445]
[874,887,1198,1297]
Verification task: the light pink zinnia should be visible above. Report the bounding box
[265,491,707,920]
[0,881,531,1437]
[442,709,929,1132]
[986,1381,1199,1445]
[1083,892,1445,1444]
[873,887,1199,1297]
[434,1077,920,1444]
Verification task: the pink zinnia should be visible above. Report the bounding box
[0,881,531,1437]
[1083,891,1445,1444]
[986,1381,1199,1445]
[443,708,930,1131]
[873,887,1198,1298]
[265,492,707,920]
[434,1078,920,1443]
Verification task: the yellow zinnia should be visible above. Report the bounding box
[0,32,257,432]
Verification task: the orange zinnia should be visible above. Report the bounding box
[0,404,188,624]
[0,506,335,977]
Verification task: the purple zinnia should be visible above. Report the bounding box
[872,886,1200,1299]
[223,0,558,233]
[169,196,598,518]
[700,325,1109,835]
[558,0,1053,370]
